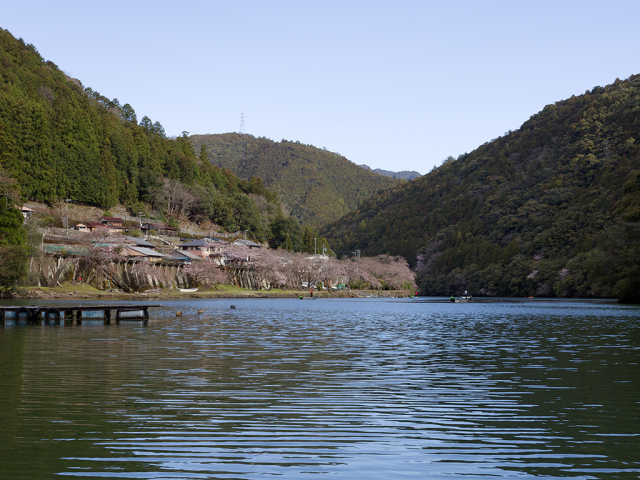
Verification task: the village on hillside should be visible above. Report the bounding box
[19,202,416,296]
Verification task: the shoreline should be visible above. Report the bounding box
[0,287,623,304]
[2,285,415,301]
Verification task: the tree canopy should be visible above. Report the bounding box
[190,133,398,228]
[0,29,293,241]
[322,75,640,301]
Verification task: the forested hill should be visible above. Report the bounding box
[0,29,286,239]
[322,75,640,302]
[359,164,421,180]
[190,134,397,228]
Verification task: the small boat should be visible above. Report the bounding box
[452,295,472,303]
[179,288,199,293]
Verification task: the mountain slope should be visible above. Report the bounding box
[190,133,397,228]
[359,164,421,180]
[0,28,285,238]
[322,75,640,301]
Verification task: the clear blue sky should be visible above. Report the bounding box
[3,0,640,174]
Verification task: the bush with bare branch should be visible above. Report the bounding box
[365,255,416,290]
[151,178,197,222]
[183,261,230,289]
[341,255,416,290]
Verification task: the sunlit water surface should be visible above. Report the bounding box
[1,298,639,479]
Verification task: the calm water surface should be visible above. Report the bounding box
[0,298,639,479]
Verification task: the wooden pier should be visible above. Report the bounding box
[0,304,162,326]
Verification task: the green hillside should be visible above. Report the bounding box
[190,133,397,228]
[322,75,640,302]
[0,28,285,238]
[359,164,421,180]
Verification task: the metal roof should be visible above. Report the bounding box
[126,246,167,257]
[170,250,203,261]
[235,239,262,248]
[178,239,209,247]
[123,235,155,248]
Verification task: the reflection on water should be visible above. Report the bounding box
[1,298,639,479]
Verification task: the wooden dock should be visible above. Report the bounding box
[0,304,162,326]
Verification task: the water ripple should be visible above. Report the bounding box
[1,298,639,478]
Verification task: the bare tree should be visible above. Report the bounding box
[184,262,230,289]
[152,178,197,222]
[218,244,415,292]
[363,255,416,290]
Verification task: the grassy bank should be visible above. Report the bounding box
[5,283,414,300]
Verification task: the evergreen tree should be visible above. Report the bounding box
[0,198,28,289]
[302,226,316,254]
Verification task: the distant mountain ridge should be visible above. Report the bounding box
[322,75,640,302]
[359,164,421,180]
[190,133,397,228]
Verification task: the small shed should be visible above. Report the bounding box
[19,206,34,219]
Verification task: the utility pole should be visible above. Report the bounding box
[314,237,317,255]
[138,212,144,236]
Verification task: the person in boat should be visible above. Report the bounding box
[464,290,468,297]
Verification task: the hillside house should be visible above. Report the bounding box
[169,250,203,263]
[177,239,224,261]
[234,239,262,249]
[99,217,126,233]
[121,246,168,263]
[80,222,110,233]
[100,217,124,227]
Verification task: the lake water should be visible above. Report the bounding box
[0,298,639,479]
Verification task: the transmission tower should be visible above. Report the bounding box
[240,109,247,161]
